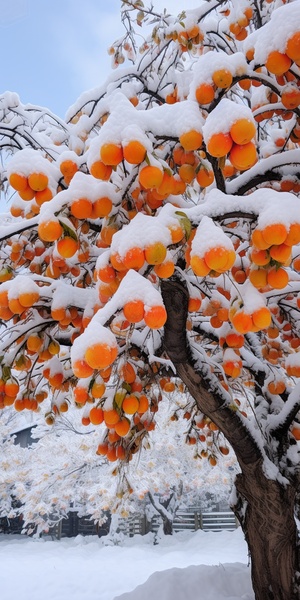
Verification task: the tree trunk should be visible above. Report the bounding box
[160,277,300,600]
[148,491,175,536]
[234,463,298,600]
[162,517,173,535]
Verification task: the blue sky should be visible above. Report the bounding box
[0,0,200,119]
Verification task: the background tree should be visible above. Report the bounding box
[0,0,300,597]
[0,400,235,536]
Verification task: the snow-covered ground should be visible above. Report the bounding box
[0,527,254,600]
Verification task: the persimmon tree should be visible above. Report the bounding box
[1,0,300,596]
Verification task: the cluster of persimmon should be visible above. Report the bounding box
[71,351,161,462]
[227,6,254,42]
[9,156,82,220]
[189,241,236,279]
[194,52,248,106]
[0,282,40,322]
[251,30,300,79]
[0,365,49,412]
[89,126,215,211]
[95,217,185,310]
[171,408,232,465]
[168,23,204,54]
[249,221,300,290]
[205,116,257,172]
[9,170,53,209]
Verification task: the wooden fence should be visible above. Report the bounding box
[1,507,237,538]
[117,507,237,537]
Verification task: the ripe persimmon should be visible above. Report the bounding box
[103,408,120,426]
[19,290,39,307]
[195,82,215,105]
[223,358,242,378]
[5,379,20,398]
[122,394,140,414]
[85,342,118,370]
[123,246,145,270]
[89,406,104,425]
[204,247,235,272]
[123,299,145,323]
[96,442,108,455]
[268,380,286,395]
[19,185,35,201]
[57,237,79,258]
[110,252,127,272]
[168,223,184,244]
[35,188,53,206]
[100,224,119,246]
[178,163,196,184]
[154,259,175,278]
[188,297,202,312]
[196,166,214,187]
[91,380,106,399]
[97,264,116,283]
[123,140,147,164]
[60,159,78,182]
[70,198,93,219]
[89,160,112,180]
[252,307,271,330]
[267,267,289,289]
[285,31,300,63]
[92,196,113,218]
[8,297,25,314]
[281,85,300,110]
[115,417,131,437]
[100,143,123,166]
[265,51,291,75]
[269,243,291,263]
[137,394,149,414]
[28,172,48,192]
[207,132,233,157]
[190,255,210,277]
[230,118,256,145]
[38,219,63,242]
[230,311,253,334]
[120,362,136,384]
[251,229,270,250]
[9,172,28,192]
[106,446,118,462]
[26,334,43,352]
[179,129,203,151]
[144,241,167,265]
[225,332,244,348]
[139,165,164,190]
[144,304,167,329]
[229,141,257,171]
[212,68,233,89]
[249,267,268,289]
[250,248,270,266]
[261,223,288,246]
[72,359,95,379]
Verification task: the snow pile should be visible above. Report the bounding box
[115,563,253,600]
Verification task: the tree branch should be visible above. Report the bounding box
[161,275,263,469]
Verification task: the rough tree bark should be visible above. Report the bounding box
[160,277,299,600]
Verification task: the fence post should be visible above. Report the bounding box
[197,510,203,530]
